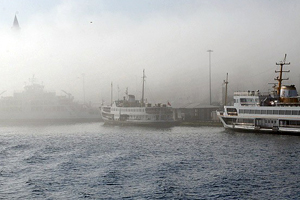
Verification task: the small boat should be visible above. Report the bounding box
[217,54,300,134]
[100,70,176,127]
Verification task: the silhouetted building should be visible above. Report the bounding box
[175,103,220,121]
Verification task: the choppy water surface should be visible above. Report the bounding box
[0,123,300,199]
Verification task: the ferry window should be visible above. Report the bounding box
[240,109,244,113]
[250,110,255,114]
[246,119,254,123]
[279,110,285,115]
[261,110,267,114]
[240,98,246,102]
[267,110,273,115]
[292,110,299,115]
[273,110,279,114]
[245,110,250,114]
[227,108,237,112]
[255,110,260,114]
[286,110,292,115]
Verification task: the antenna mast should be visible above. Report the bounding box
[275,54,290,99]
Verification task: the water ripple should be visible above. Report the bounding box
[0,124,300,199]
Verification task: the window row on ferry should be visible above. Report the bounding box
[112,108,145,112]
[235,98,259,106]
[239,109,300,115]
[128,115,171,120]
[128,115,154,120]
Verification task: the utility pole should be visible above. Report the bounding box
[207,50,213,105]
[82,73,86,104]
[141,69,146,107]
[111,82,113,106]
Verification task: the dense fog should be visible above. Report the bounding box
[1,0,300,107]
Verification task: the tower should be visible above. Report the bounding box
[12,14,20,31]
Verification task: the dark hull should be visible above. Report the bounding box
[223,126,300,136]
[219,116,300,136]
[103,119,178,128]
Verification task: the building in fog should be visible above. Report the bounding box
[175,103,220,122]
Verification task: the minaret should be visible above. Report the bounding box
[12,14,20,31]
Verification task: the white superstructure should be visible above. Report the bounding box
[217,55,300,134]
[100,70,176,127]
[101,95,175,126]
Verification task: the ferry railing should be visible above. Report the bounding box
[234,91,270,96]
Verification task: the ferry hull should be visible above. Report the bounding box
[218,115,300,135]
[102,118,177,128]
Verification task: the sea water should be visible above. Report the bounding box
[0,123,300,199]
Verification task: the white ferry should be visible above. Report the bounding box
[217,55,300,134]
[0,77,101,124]
[101,70,176,127]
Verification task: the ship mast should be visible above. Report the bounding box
[275,54,290,99]
[141,69,146,107]
[223,73,229,106]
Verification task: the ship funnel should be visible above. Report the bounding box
[128,95,135,103]
[280,85,298,103]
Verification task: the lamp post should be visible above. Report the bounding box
[224,73,229,106]
[207,50,213,105]
[82,73,86,104]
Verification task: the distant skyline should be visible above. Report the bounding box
[1,1,300,106]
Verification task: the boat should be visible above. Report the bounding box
[0,77,101,125]
[100,70,176,127]
[217,54,300,134]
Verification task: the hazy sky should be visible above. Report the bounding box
[1,0,300,106]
